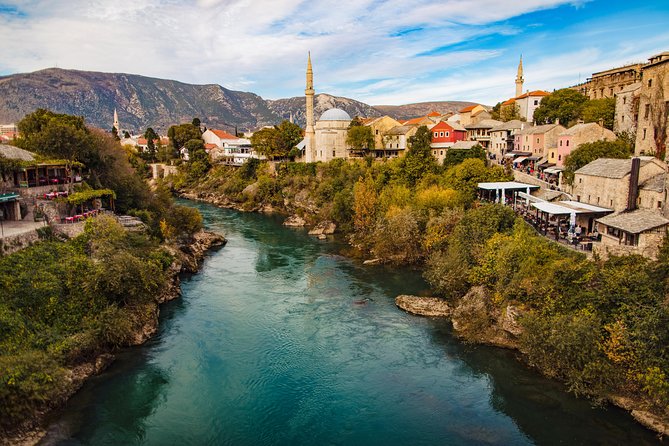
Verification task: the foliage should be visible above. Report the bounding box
[500,102,521,122]
[581,97,615,130]
[533,89,588,126]
[346,125,374,152]
[442,145,486,168]
[167,123,201,149]
[66,188,116,206]
[250,121,303,159]
[400,126,438,186]
[443,159,510,206]
[372,206,422,264]
[562,139,632,185]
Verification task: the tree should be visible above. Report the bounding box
[500,102,521,122]
[250,120,302,159]
[143,127,159,161]
[646,72,668,160]
[533,89,587,125]
[442,144,486,167]
[581,97,615,130]
[167,123,201,149]
[490,102,502,120]
[346,125,374,152]
[401,126,438,186]
[562,139,633,185]
[192,117,201,128]
[123,131,131,139]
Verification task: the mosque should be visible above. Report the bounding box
[302,53,352,163]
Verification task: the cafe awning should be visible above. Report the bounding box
[513,156,528,164]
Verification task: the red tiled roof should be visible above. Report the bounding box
[398,119,409,125]
[502,98,516,106]
[137,137,147,145]
[516,90,550,99]
[211,129,238,139]
[404,116,428,125]
[204,143,218,150]
[427,111,441,117]
[459,105,477,113]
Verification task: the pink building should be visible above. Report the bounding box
[555,122,617,167]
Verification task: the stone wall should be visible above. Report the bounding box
[0,229,39,256]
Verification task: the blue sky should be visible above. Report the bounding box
[0,0,668,106]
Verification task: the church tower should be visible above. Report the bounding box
[515,55,524,97]
[113,108,120,135]
[305,52,316,163]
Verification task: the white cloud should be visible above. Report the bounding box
[0,0,667,108]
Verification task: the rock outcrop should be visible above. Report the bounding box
[308,220,336,235]
[395,295,451,317]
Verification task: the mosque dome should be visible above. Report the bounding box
[319,108,351,121]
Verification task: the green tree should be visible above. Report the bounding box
[192,117,201,128]
[167,123,202,149]
[123,131,131,139]
[401,126,438,186]
[250,121,302,159]
[533,89,588,126]
[442,144,486,168]
[490,102,502,120]
[346,125,374,152]
[581,97,615,130]
[143,127,159,161]
[562,139,632,185]
[500,103,521,122]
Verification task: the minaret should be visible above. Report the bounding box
[515,55,524,98]
[113,109,120,134]
[305,52,316,163]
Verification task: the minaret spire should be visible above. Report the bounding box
[305,52,316,163]
[113,108,120,134]
[515,55,524,97]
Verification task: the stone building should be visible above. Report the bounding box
[465,119,502,149]
[458,105,488,126]
[614,82,641,134]
[571,63,643,100]
[489,120,523,163]
[555,122,616,167]
[571,157,666,212]
[364,115,402,152]
[634,52,669,157]
[595,210,669,259]
[384,125,418,156]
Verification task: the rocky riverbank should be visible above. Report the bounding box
[4,229,226,446]
[395,290,669,437]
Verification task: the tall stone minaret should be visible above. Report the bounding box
[305,52,316,163]
[113,108,120,134]
[515,55,524,98]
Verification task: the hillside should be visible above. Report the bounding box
[0,68,482,133]
[374,101,483,119]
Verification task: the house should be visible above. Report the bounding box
[634,52,669,157]
[458,105,487,126]
[514,123,565,160]
[384,125,419,156]
[571,63,643,100]
[555,122,616,167]
[364,115,402,154]
[571,157,667,212]
[203,129,239,148]
[430,121,467,163]
[514,90,549,123]
[465,119,502,149]
[203,128,253,162]
[595,209,669,259]
[489,120,523,163]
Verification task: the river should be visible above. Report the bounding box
[41,201,661,445]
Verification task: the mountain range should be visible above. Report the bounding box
[0,68,480,134]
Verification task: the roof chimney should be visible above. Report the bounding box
[627,157,641,211]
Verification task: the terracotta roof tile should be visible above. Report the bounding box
[211,129,238,139]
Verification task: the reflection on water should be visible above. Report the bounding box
[42,202,662,445]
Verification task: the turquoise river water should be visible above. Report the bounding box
[41,201,662,445]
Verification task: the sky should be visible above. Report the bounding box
[1,0,668,106]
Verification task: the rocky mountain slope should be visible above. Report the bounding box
[0,68,482,133]
[374,101,482,119]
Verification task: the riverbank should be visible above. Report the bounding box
[395,292,669,438]
[174,159,669,439]
[2,228,226,446]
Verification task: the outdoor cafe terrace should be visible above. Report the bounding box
[478,181,614,252]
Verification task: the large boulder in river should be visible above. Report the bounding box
[395,295,451,317]
[308,220,336,235]
[283,215,306,227]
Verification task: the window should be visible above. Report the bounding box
[623,96,627,105]
[375,129,379,135]
[645,104,650,119]
[434,132,438,138]
[440,132,444,137]
[558,154,562,161]
[560,140,562,147]
[332,150,336,157]
[577,195,581,202]
[643,128,647,140]
[597,197,600,204]
[622,115,625,122]
[648,79,653,88]
[610,199,613,207]
[445,131,449,137]
[536,138,540,144]
[579,178,582,183]
[534,100,538,105]
[566,140,569,146]
[659,201,663,209]
[440,150,444,155]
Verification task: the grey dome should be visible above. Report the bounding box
[319,108,351,121]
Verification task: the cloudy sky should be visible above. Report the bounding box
[1,0,668,105]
